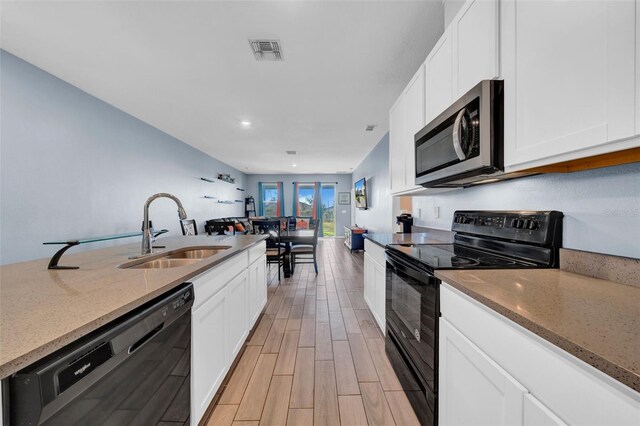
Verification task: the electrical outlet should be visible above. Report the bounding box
[434,206,440,218]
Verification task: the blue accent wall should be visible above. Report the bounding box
[0,50,246,264]
[352,133,393,234]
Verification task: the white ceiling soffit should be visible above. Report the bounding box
[0,1,444,174]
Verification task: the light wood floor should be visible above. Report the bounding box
[205,239,421,426]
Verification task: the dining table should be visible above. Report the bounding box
[279,229,316,277]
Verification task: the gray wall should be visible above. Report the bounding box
[412,163,640,259]
[245,174,352,236]
[352,133,393,234]
[0,50,245,265]
[444,0,466,27]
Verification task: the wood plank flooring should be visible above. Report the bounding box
[207,239,420,426]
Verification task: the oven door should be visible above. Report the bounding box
[385,249,438,396]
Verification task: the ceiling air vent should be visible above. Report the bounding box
[286,150,297,155]
[365,125,377,131]
[249,39,283,61]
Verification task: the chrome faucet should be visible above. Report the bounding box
[141,193,187,255]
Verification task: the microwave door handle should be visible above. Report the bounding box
[452,109,467,160]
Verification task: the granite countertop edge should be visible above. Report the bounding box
[436,271,640,393]
[0,234,268,379]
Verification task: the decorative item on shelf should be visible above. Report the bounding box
[234,200,243,203]
[236,188,245,192]
[200,177,215,183]
[217,200,234,204]
[203,195,218,199]
[217,173,236,184]
[245,196,256,218]
[43,230,168,270]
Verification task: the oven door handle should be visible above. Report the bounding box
[386,251,434,283]
[452,109,467,160]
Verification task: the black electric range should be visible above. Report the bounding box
[383,210,563,426]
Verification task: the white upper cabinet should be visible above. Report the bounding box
[636,0,640,135]
[402,65,426,192]
[389,65,425,195]
[389,95,406,195]
[502,0,638,171]
[451,0,500,97]
[425,29,453,124]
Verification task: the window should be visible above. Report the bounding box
[262,183,278,217]
[321,184,336,237]
[297,184,315,217]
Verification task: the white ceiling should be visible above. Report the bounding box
[1,1,443,174]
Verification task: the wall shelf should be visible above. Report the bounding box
[203,195,218,199]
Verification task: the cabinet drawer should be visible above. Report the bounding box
[193,251,248,310]
[364,239,385,266]
[440,283,640,425]
[248,241,266,264]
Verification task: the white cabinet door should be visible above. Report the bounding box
[451,0,499,97]
[248,255,267,326]
[227,270,249,360]
[503,0,637,170]
[363,252,375,312]
[192,288,228,425]
[389,95,406,194]
[439,318,527,426]
[425,29,453,123]
[403,65,426,192]
[636,0,640,135]
[372,259,386,333]
[524,394,567,426]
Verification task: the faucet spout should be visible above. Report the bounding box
[142,193,187,255]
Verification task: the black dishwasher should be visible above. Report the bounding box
[7,283,193,426]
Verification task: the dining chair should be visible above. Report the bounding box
[180,219,198,236]
[251,219,286,280]
[291,219,320,274]
[205,220,235,236]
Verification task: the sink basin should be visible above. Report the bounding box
[119,246,232,269]
[128,258,201,269]
[165,247,231,259]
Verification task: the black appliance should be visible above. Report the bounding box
[7,283,193,426]
[396,214,414,234]
[415,80,507,188]
[385,210,563,425]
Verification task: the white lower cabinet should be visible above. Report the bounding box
[227,270,249,360]
[248,254,267,326]
[191,243,267,425]
[363,240,386,333]
[192,288,228,424]
[440,283,640,426]
[440,318,526,426]
[523,394,567,426]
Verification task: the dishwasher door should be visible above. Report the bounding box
[9,283,193,426]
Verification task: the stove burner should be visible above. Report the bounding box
[450,256,480,267]
[478,257,518,266]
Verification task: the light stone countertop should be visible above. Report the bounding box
[436,268,640,393]
[0,234,267,379]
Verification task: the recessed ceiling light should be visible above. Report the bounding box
[292,163,297,167]
[241,120,251,126]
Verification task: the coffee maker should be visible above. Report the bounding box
[396,213,413,233]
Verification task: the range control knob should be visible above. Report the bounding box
[515,219,524,229]
[523,219,531,229]
[510,218,518,228]
[528,220,538,230]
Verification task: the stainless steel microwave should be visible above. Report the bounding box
[415,80,504,188]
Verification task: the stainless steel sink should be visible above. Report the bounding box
[165,247,231,259]
[128,258,201,269]
[119,246,232,269]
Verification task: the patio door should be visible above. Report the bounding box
[321,184,336,237]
